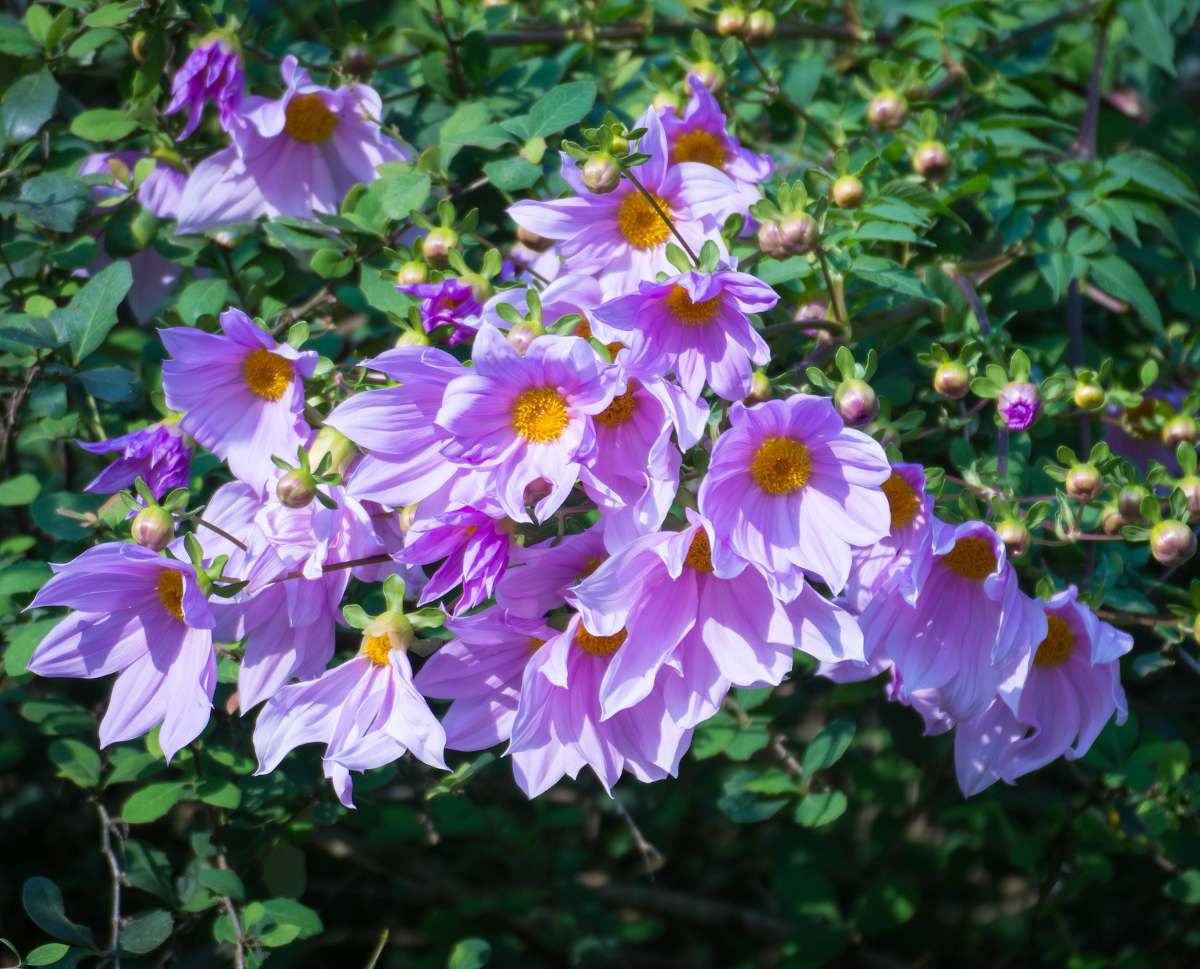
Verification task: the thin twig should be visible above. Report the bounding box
[96,803,123,966]
[611,795,663,879]
[815,248,848,328]
[771,735,804,778]
[622,167,698,265]
[432,0,467,98]
[217,854,246,969]
[363,928,390,969]
[1,356,42,471]
[187,515,249,552]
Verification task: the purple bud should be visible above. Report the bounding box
[1065,463,1102,502]
[834,379,878,427]
[1117,486,1147,521]
[1179,476,1200,523]
[1162,415,1197,448]
[995,519,1030,559]
[780,213,818,254]
[276,469,316,509]
[757,220,786,256]
[1150,519,1196,566]
[421,228,458,268]
[933,361,971,400]
[912,141,952,180]
[795,301,827,322]
[131,505,174,551]
[997,381,1040,431]
[867,90,907,130]
[507,323,540,354]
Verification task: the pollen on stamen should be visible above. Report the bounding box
[242,348,292,402]
[882,473,921,530]
[284,93,338,143]
[749,436,811,495]
[665,285,722,325]
[156,569,185,622]
[1033,615,1075,668]
[684,528,714,573]
[511,386,570,443]
[362,633,393,666]
[942,536,997,581]
[672,128,727,169]
[595,381,638,428]
[575,623,627,656]
[616,191,673,250]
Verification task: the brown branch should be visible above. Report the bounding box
[188,515,249,553]
[622,167,698,265]
[1,357,42,471]
[432,0,467,98]
[96,802,123,966]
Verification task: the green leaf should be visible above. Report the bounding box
[802,719,856,776]
[26,943,72,966]
[20,699,94,735]
[1088,255,1162,330]
[1164,870,1200,905]
[483,157,542,192]
[0,472,40,505]
[122,781,187,824]
[850,256,942,304]
[118,910,173,955]
[359,167,431,225]
[48,739,101,788]
[51,261,133,364]
[311,248,355,279]
[21,878,95,949]
[243,898,323,947]
[69,108,138,142]
[175,278,237,325]
[527,80,596,138]
[198,868,246,903]
[5,619,58,677]
[0,69,59,145]
[1120,0,1175,75]
[794,790,848,827]
[196,778,242,810]
[105,748,163,786]
[77,366,137,403]
[0,174,91,232]
[83,1,140,27]
[448,938,492,969]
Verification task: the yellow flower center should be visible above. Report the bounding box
[882,473,921,530]
[156,569,184,622]
[942,537,996,581]
[672,128,727,169]
[575,623,627,656]
[684,529,714,573]
[577,556,605,583]
[665,285,722,326]
[595,381,638,428]
[749,436,811,496]
[1034,615,1075,668]
[511,386,570,443]
[242,348,292,402]
[362,633,393,666]
[284,93,338,143]
[616,192,673,250]
[529,637,546,653]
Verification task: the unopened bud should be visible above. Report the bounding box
[459,271,492,304]
[308,426,356,477]
[688,60,724,93]
[397,261,428,286]
[933,360,970,400]
[131,505,174,551]
[1065,463,1102,502]
[834,379,878,427]
[507,322,541,354]
[1073,381,1106,411]
[398,504,418,535]
[131,31,149,63]
[1101,506,1126,535]
[757,220,786,257]
[421,228,458,268]
[1179,476,1200,523]
[1162,415,1197,448]
[1117,486,1147,522]
[912,140,952,181]
[744,371,772,405]
[652,90,681,113]
[780,213,818,254]
[581,153,622,194]
[395,328,431,347]
[342,46,377,78]
[832,174,865,209]
[794,302,827,322]
[867,90,907,130]
[1150,519,1196,566]
[276,469,317,508]
[745,9,776,43]
[995,519,1030,559]
[715,6,747,36]
[517,225,553,251]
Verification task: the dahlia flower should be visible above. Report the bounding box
[160,308,317,489]
[698,395,891,599]
[495,526,608,618]
[955,586,1131,796]
[400,504,513,614]
[997,381,1040,431]
[481,274,603,336]
[175,55,410,233]
[508,108,735,296]
[164,35,244,140]
[78,422,191,499]
[27,544,215,761]
[590,265,777,401]
[398,278,483,347]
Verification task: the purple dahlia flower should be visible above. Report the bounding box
[398,278,483,347]
[78,422,192,499]
[997,381,1040,431]
[160,308,317,489]
[495,526,608,619]
[28,543,215,761]
[698,394,891,599]
[164,35,244,140]
[400,504,513,615]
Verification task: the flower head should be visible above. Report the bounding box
[955,586,1131,795]
[160,308,317,489]
[434,325,615,522]
[175,55,410,233]
[164,35,244,140]
[591,266,777,401]
[508,108,735,296]
[400,505,513,614]
[699,394,891,598]
[399,278,483,347]
[998,381,1040,430]
[28,543,215,761]
[78,422,192,499]
[495,526,608,618]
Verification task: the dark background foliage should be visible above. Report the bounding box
[2,1,1200,967]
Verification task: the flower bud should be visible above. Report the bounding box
[715,6,747,36]
[421,228,458,268]
[507,322,541,354]
[1101,506,1125,535]
[757,220,786,257]
[1117,485,1147,521]
[832,174,865,209]
[517,225,553,251]
[795,301,827,323]
[395,327,431,347]
[867,90,907,130]
[131,31,150,63]
[997,381,1040,431]
[1065,463,1102,502]
[688,60,724,93]
[131,505,174,551]
[652,90,681,114]
[308,426,356,477]
[458,271,492,304]
[397,261,428,286]
[779,212,818,254]
[1149,519,1196,566]
[744,371,772,405]
[933,361,970,400]
[745,9,776,43]
[581,153,622,195]
[912,140,952,180]
[1073,381,1106,412]
[398,504,418,535]
[342,46,377,78]
[1162,414,1197,448]
[276,468,317,509]
[995,519,1030,559]
[361,612,415,663]
[834,379,878,427]
[1179,476,1200,522]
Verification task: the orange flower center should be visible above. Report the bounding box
[575,623,627,656]
[942,537,996,581]
[284,93,338,143]
[882,473,921,530]
[242,348,292,402]
[595,382,638,428]
[511,386,570,443]
[616,192,673,250]
[665,285,722,325]
[685,529,714,573]
[156,570,184,622]
[672,128,727,169]
[1033,615,1074,668]
[749,436,811,495]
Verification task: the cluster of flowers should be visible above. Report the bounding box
[32,41,1132,805]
